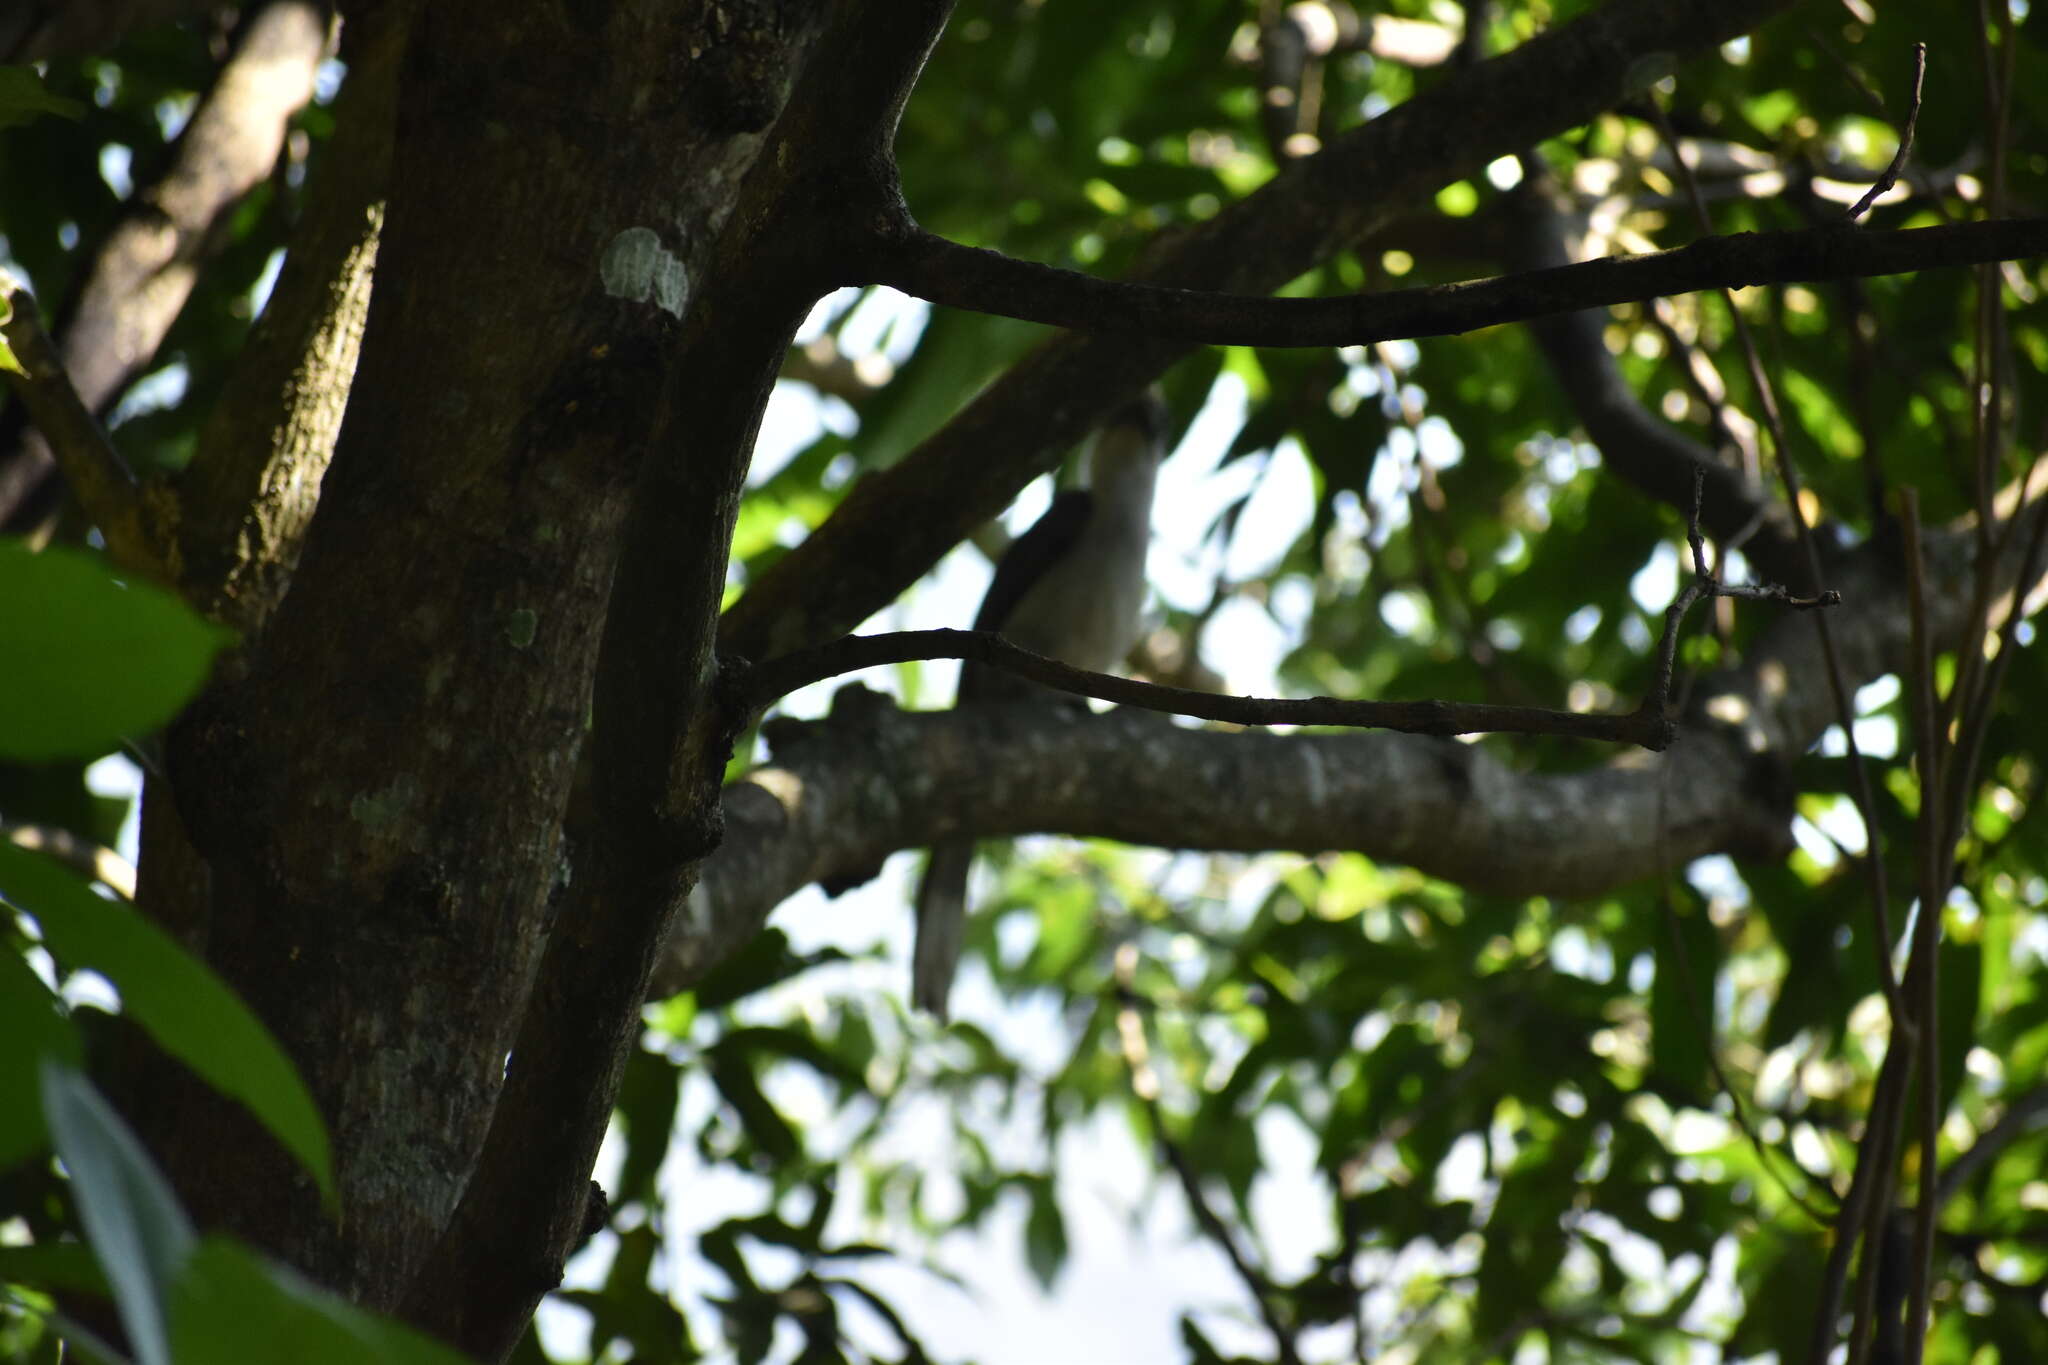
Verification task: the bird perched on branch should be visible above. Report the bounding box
[912,393,1167,1019]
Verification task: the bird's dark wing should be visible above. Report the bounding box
[972,488,1095,632]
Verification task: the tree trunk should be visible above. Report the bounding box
[122,3,831,1353]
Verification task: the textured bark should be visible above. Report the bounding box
[153,0,830,1324]
[177,8,401,631]
[402,6,952,1354]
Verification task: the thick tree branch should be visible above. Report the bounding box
[653,694,1781,998]
[2,0,215,62]
[0,2,326,530]
[660,510,2030,996]
[1508,167,1814,588]
[722,0,1800,664]
[872,219,2048,351]
[176,7,399,632]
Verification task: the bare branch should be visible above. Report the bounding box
[0,277,168,580]
[1508,161,1813,587]
[1116,960,1303,1365]
[654,692,1782,998]
[3,0,216,62]
[1934,1084,2048,1209]
[872,218,2048,350]
[667,506,2044,999]
[1844,43,1926,223]
[740,626,1677,749]
[2,821,137,899]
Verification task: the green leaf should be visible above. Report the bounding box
[1650,895,1720,1095]
[0,67,86,130]
[707,1044,799,1166]
[688,927,847,1012]
[1022,1179,1066,1291]
[169,1238,473,1364]
[0,947,81,1168]
[0,540,231,761]
[0,1241,112,1300]
[1,845,334,1203]
[613,1045,681,1206]
[39,1063,196,1365]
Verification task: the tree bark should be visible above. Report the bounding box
[143,0,832,1326]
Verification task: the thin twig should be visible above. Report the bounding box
[1844,44,1926,223]
[1895,490,1946,1365]
[1933,1083,2048,1208]
[871,219,2048,351]
[740,626,1684,748]
[1649,101,1922,1365]
[1113,956,1303,1365]
[1653,103,1906,1017]
[0,278,169,583]
[2,822,137,899]
[1941,460,2048,869]
[1656,888,1833,1226]
[743,472,1841,749]
[1656,472,1833,1229]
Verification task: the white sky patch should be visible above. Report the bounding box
[247,247,286,320]
[1816,673,1902,758]
[314,57,347,103]
[794,287,859,344]
[98,143,133,199]
[1684,855,1749,905]
[1434,1132,1486,1204]
[1379,588,1428,637]
[1790,815,1840,869]
[1811,793,1868,856]
[1223,439,1314,582]
[1208,596,1293,694]
[85,753,145,861]
[154,93,196,141]
[1629,541,1679,612]
[1415,413,1463,468]
[1484,154,1524,190]
[749,381,829,486]
[832,286,931,363]
[108,362,190,429]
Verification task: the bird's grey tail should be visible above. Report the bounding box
[913,840,974,1020]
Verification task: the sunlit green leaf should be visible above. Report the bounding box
[0,541,230,761]
[40,1063,195,1365]
[2,846,333,1203]
[169,1238,472,1364]
[0,948,80,1169]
